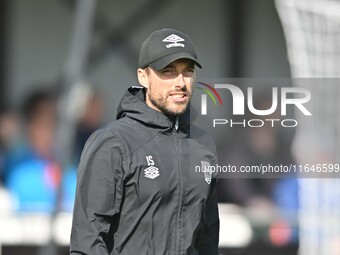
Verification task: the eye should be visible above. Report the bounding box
[184,68,195,76]
[161,68,176,76]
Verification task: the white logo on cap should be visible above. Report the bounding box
[162,34,185,43]
[162,34,185,48]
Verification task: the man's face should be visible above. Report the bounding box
[138,59,196,116]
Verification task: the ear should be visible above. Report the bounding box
[137,68,149,88]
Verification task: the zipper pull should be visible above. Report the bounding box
[175,117,179,131]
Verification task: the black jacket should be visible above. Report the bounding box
[70,87,219,255]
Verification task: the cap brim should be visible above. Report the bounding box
[149,52,202,70]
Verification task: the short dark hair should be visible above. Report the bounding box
[22,90,55,123]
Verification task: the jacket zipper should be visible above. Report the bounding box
[173,125,184,255]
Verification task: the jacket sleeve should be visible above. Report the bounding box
[70,130,125,255]
[198,179,220,255]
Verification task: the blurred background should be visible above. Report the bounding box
[0,0,339,254]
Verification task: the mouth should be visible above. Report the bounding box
[169,92,188,103]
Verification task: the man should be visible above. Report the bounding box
[70,28,219,255]
[5,90,61,212]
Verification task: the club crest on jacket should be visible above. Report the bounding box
[201,160,212,184]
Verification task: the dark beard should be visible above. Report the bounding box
[148,94,189,117]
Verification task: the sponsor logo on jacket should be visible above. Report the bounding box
[144,155,160,179]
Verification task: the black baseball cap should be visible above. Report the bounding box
[138,28,202,70]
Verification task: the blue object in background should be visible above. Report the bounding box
[62,165,77,212]
[273,177,299,243]
[6,158,77,213]
[7,159,57,212]
[274,178,299,211]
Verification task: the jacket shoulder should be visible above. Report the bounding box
[82,123,125,154]
[102,117,160,155]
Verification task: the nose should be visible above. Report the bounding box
[175,73,186,89]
